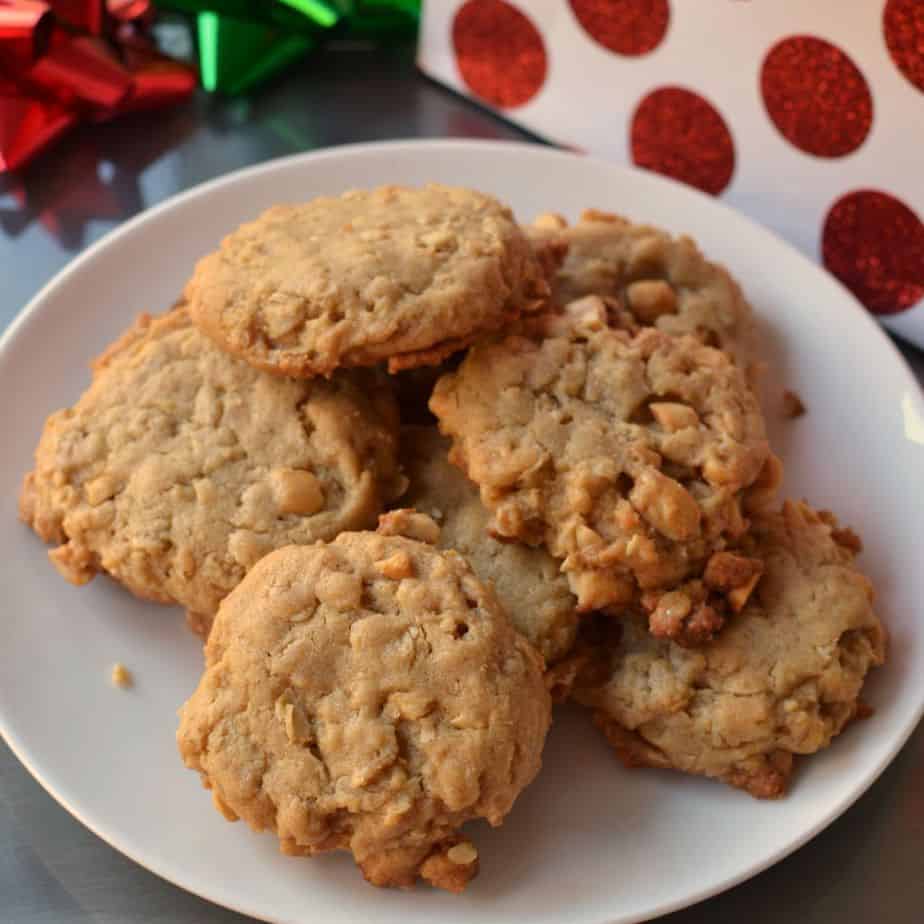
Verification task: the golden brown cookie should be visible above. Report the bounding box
[430,301,774,643]
[185,185,549,377]
[386,426,578,665]
[568,501,886,798]
[20,308,403,629]
[177,524,550,892]
[527,210,756,369]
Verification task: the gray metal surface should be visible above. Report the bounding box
[3,40,923,924]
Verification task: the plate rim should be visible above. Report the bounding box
[1,137,922,924]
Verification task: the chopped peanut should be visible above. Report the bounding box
[531,212,568,231]
[568,569,634,612]
[271,468,324,516]
[374,550,414,580]
[629,469,701,541]
[727,571,762,612]
[377,509,441,544]
[650,402,699,432]
[447,842,478,865]
[626,279,678,323]
[110,663,132,689]
[704,551,764,591]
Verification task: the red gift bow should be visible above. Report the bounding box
[0,0,196,172]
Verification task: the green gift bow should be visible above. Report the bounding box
[156,0,420,95]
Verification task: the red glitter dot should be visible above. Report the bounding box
[822,190,924,316]
[761,35,873,158]
[452,0,547,109]
[569,0,670,57]
[884,0,924,94]
[630,86,735,196]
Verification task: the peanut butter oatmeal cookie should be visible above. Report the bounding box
[430,301,774,643]
[177,523,550,892]
[185,185,549,377]
[20,308,403,630]
[527,210,756,368]
[385,426,578,665]
[568,501,886,797]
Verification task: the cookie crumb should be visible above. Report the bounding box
[782,389,806,418]
[447,842,478,865]
[110,663,133,689]
[377,509,441,544]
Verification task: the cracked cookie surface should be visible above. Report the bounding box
[568,501,886,797]
[177,525,550,891]
[389,426,578,665]
[527,210,756,369]
[185,185,549,377]
[19,308,403,627]
[430,303,772,640]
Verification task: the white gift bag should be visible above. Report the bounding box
[418,0,924,348]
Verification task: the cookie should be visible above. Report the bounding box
[430,301,775,643]
[568,501,886,798]
[385,426,578,665]
[527,210,756,369]
[185,185,549,378]
[177,523,550,892]
[20,308,404,630]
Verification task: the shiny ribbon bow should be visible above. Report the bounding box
[156,0,419,96]
[0,0,196,172]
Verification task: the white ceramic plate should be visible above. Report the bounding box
[2,141,923,924]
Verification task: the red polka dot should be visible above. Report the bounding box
[822,190,924,315]
[630,86,735,196]
[569,0,670,57]
[452,0,546,109]
[884,0,924,94]
[761,36,873,158]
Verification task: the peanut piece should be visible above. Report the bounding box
[565,295,609,333]
[650,402,699,432]
[629,469,701,541]
[374,551,414,580]
[581,209,625,225]
[626,280,678,323]
[649,591,692,630]
[377,509,441,545]
[568,569,635,612]
[271,468,324,516]
[110,663,132,689]
[727,571,762,612]
[703,551,763,591]
[532,212,567,231]
[447,842,478,865]
[626,235,664,278]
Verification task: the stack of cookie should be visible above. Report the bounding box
[19,186,886,893]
